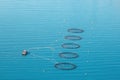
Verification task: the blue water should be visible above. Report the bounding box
[0,0,120,80]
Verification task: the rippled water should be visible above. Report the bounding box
[0,0,120,80]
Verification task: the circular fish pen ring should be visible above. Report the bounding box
[65,35,82,40]
[68,28,84,33]
[59,52,79,59]
[62,43,80,49]
[55,62,77,70]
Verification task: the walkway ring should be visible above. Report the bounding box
[55,62,77,70]
[59,52,79,59]
[68,28,84,33]
[62,43,80,49]
[65,35,82,40]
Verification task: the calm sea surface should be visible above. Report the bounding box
[0,0,120,80]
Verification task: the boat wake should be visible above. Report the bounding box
[27,47,58,64]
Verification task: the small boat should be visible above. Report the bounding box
[22,50,27,56]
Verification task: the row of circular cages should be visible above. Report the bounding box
[55,28,84,70]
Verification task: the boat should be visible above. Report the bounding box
[22,50,27,56]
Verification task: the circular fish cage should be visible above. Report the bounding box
[54,62,77,70]
[62,43,80,49]
[59,52,79,59]
[65,35,82,40]
[68,28,84,33]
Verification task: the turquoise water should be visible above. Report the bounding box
[0,0,120,80]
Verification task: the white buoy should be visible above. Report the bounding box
[22,50,27,56]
